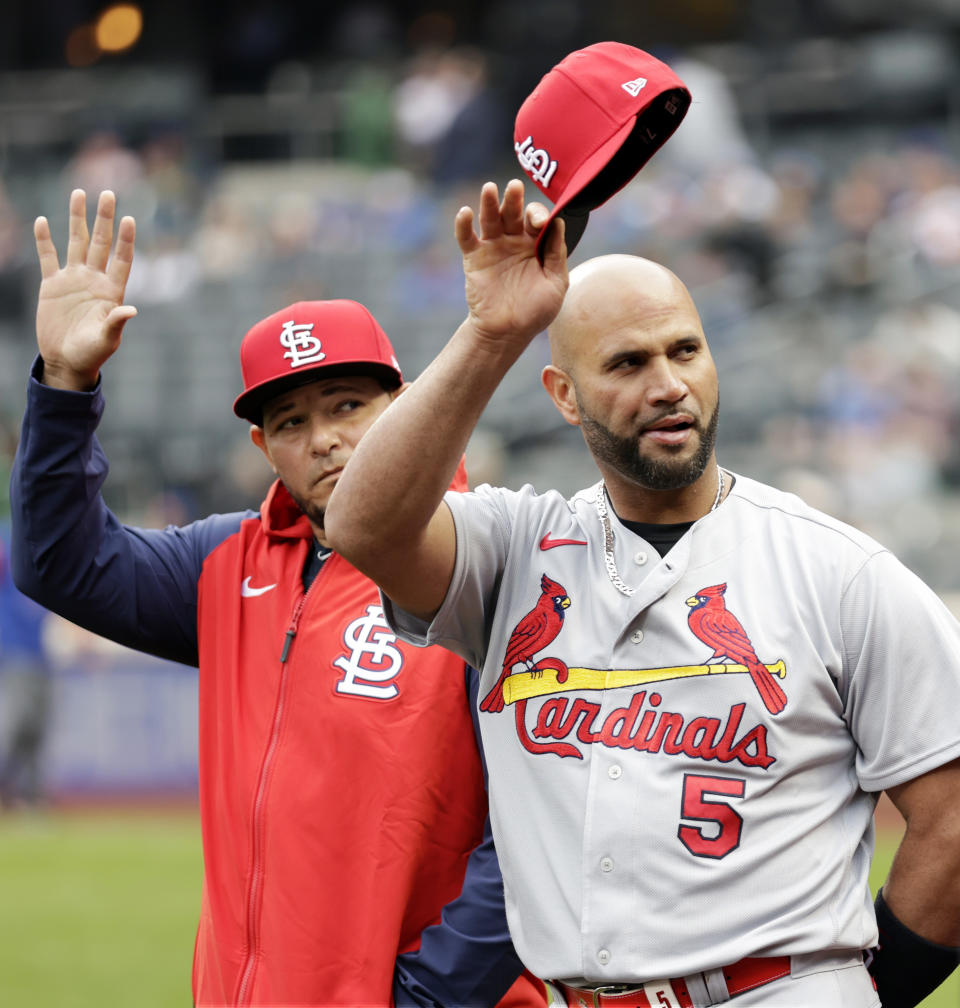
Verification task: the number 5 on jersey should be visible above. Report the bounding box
[678,773,746,859]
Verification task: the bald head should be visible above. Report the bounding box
[540,252,719,506]
[549,255,703,373]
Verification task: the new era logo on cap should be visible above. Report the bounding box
[621,76,648,97]
[513,41,691,256]
[233,300,402,424]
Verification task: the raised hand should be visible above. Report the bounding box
[34,189,137,390]
[455,179,568,352]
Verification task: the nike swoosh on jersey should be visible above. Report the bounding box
[241,576,278,598]
[539,533,589,550]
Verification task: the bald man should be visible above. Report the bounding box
[326,181,960,1008]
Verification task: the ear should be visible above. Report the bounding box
[249,426,278,473]
[542,364,581,427]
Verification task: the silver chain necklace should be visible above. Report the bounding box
[595,467,725,597]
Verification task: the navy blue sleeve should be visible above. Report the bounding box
[9,360,253,668]
[393,664,526,1008]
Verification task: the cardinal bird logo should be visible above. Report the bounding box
[481,573,571,713]
[686,583,788,715]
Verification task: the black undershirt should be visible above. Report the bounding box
[302,542,332,590]
[614,473,735,557]
[618,519,693,558]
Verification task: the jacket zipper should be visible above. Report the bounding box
[234,586,311,1005]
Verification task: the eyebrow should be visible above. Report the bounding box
[265,382,373,421]
[314,382,369,399]
[604,334,702,367]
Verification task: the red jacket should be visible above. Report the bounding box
[194,480,507,1004]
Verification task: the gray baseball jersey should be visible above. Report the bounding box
[384,472,960,986]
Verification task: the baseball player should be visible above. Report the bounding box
[9,188,546,1008]
[324,179,960,1007]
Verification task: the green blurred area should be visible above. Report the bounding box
[0,808,956,1006]
[0,807,201,1006]
[868,828,960,1008]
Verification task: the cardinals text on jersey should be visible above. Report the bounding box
[485,577,785,768]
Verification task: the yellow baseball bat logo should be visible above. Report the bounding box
[502,660,787,706]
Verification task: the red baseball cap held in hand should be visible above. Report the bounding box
[514,41,691,256]
[233,300,403,424]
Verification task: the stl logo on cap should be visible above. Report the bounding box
[515,136,558,188]
[233,299,404,424]
[280,320,326,369]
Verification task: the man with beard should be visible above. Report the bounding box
[9,188,545,1008]
[325,180,960,1008]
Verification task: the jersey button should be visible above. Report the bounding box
[600,856,614,872]
[597,949,611,966]
[633,551,648,565]
[608,764,622,780]
[630,630,644,644]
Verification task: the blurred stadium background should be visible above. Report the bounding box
[0,1,958,1005]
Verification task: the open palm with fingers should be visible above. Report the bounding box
[455,179,568,353]
[34,188,138,391]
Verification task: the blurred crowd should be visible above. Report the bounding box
[1,43,960,594]
[2,32,960,802]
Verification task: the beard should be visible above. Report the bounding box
[283,483,326,530]
[578,397,720,491]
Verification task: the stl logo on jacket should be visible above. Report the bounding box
[481,573,571,713]
[686,583,788,715]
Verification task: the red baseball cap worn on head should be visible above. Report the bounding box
[233,300,403,424]
[514,41,691,256]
